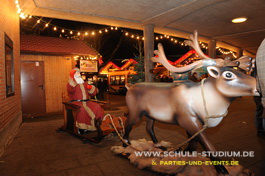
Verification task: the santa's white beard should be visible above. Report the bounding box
[74,75,84,84]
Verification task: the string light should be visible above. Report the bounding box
[20,14,238,56]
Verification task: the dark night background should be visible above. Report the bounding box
[20,16,196,65]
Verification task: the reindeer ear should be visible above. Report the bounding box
[207,66,220,79]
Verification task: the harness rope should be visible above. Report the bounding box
[170,78,228,150]
[109,78,228,152]
[105,114,141,151]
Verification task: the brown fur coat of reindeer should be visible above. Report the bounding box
[123,31,258,174]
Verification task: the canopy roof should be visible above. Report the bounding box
[21,34,98,56]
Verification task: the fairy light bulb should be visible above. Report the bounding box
[77,32,81,36]
[37,20,40,23]
[85,32,88,36]
[155,37,158,40]
[91,31,95,35]
[125,32,129,36]
[70,31,73,34]
[53,27,57,31]
[105,29,108,32]
[45,23,49,27]
[61,29,65,33]
[131,35,134,38]
[99,30,102,33]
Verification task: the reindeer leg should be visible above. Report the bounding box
[123,123,133,147]
[146,118,158,143]
[146,117,168,150]
[184,131,198,152]
[123,112,142,147]
[180,117,228,175]
[196,132,229,175]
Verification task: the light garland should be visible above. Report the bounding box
[216,47,237,58]
[15,0,30,19]
[16,0,237,58]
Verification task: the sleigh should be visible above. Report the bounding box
[57,100,126,143]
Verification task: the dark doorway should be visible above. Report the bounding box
[21,61,46,116]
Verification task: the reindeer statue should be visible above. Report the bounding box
[123,31,259,174]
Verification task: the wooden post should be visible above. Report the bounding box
[144,24,154,82]
[208,39,216,58]
[236,48,243,58]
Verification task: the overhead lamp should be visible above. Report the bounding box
[232,17,247,23]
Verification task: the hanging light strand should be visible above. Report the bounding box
[21,14,237,55]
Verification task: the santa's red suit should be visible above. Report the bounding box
[67,68,104,131]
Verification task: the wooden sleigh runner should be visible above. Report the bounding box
[57,100,126,143]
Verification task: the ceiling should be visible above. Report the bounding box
[21,0,265,56]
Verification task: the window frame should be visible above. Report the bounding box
[5,34,15,97]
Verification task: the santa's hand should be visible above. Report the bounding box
[70,70,76,78]
[86,85,92,89]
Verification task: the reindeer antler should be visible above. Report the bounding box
[151,43,204,73]
[151,31,255,74]
[184,31,212,60]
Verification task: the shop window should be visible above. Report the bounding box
[5,34,14,97]
[120,76,125,84]
[110,75,126,85]
[110,76,116,85]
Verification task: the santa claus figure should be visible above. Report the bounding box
[67,67,104,133]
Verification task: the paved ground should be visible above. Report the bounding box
[0,94,264,176]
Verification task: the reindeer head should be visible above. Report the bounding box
[151,31,255,74]
[151,31,259,97]
[207,66,259,97]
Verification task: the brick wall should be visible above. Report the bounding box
[0,0,21,155]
